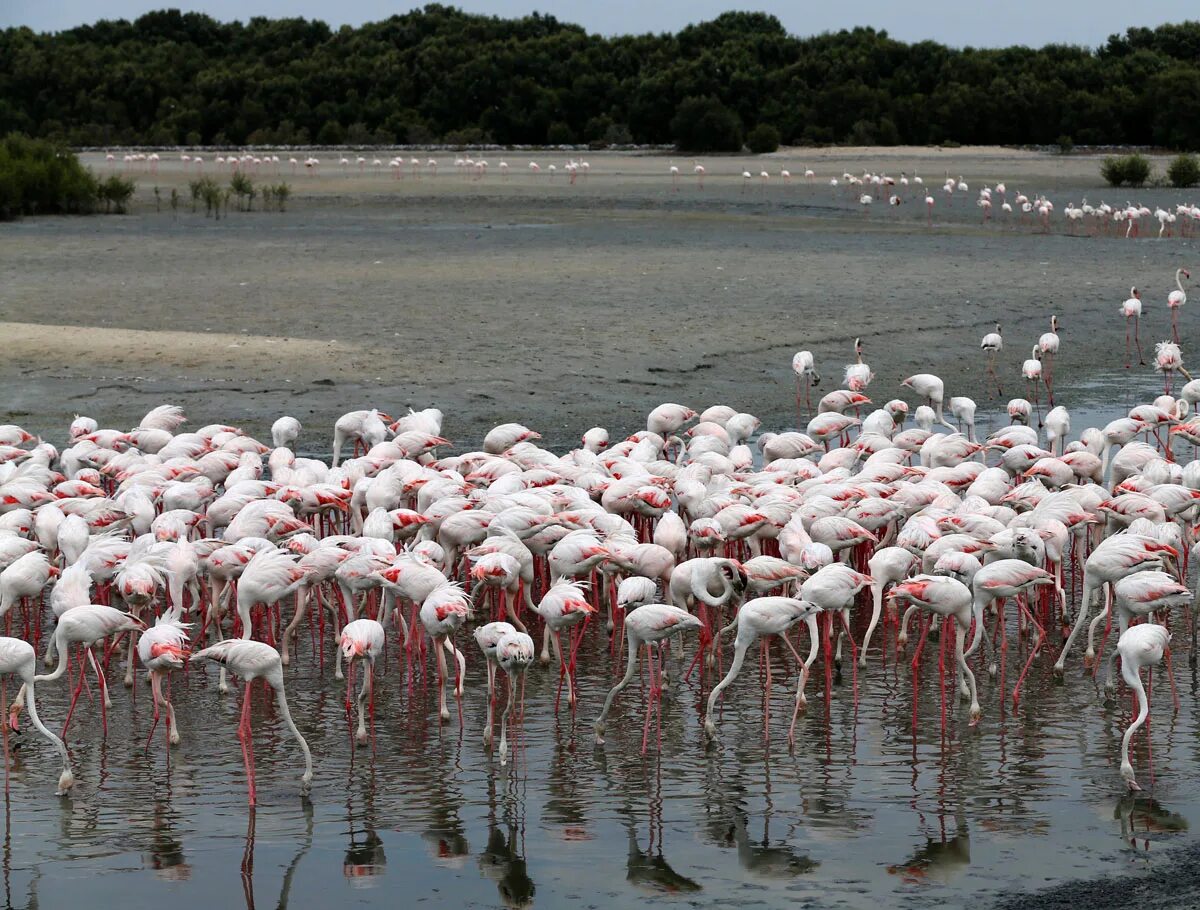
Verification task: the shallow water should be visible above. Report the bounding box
[3,374,1200,910]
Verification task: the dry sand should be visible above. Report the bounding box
[1,147,1194,451]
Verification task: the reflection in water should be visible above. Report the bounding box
[888,816,971,885]
[422,800,470,867]
[147,798,190,881]
[479,774,535,908]
[618,762,700,894]
[240,801,316,910]
[704,760,819,878]
[727,809,819,878]
[343,828,387,886]
[1115,795,1189,850]
[625,825,701,895]
[279,801,315,909]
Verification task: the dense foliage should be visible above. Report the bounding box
[1167,153,1200,186]
[1101,153,1153,186]
[4,8,1200,150]
[0,133,102,218]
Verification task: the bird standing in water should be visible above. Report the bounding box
[192,639,312,806]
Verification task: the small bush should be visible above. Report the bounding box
[1167,153,1200,188]
[1057,134,1074,155]
[273,182,291,212]
[746,123,781,154]
[96,175,135,213]
[1101,153,1152,187]
[230,172,253,210]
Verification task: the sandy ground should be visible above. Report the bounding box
[1,146,1197,451]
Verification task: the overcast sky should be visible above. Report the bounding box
[2,0,1196,48]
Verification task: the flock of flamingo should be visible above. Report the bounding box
[103,150,1200,238]
[1,268,1199,805]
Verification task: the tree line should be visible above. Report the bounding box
[2,7,1200,151]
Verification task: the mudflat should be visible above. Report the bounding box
[0,147,1190,448]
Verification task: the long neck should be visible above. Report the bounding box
[1178,269,1185,292]
[272,679,313,788]
[1120,670,1150,777]
[35,628,71,683]
[21,676,71,778]
[692,570,732,608]
[597,639,639,729]
[964,591,987,657]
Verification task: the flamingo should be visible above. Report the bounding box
[900,374,956,430]
[1122,287,1145,367]
[1116,623,1170,791]
[702,597,818,745]
[1154,341,1192,395]
[888,575,981,726]
[1022,347,1044,423]
[1038,315,1060,405]
[138,614,191,751]
[494,630,534,765]
[339,618,385,745]
[792,351,821,423]
[844,338,873,392]
[594,604,702,753]
[535,580,596,709]
[420,582,471,723]
[980,323,1003,396]
[14,604,142,741]
[1168,268,1189,343]
[0,637,72,795]
[474,620,517,749]
[192,639,312,805]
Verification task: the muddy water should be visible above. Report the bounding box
[3,389,1199,910]
[5,147,1200,908]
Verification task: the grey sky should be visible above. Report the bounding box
[2,0,1196,48]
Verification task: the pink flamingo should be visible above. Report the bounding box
[192,639,312,806]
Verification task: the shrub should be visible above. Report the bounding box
[1057,134,1074,154]
[746,123,781,154]
[273,182,291,212]
[0,133,99,219]
[1167,153,1200,188]
[230,171,254,210]
[671,96,743,152]
[1101,153,1152,187]
[97,175,135,213]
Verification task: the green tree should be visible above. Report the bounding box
[746,123,781,153]
[671,96,743,152]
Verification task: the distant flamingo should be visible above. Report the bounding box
[1038,315,1060,405]
[1168,268,1189,342]
[844,338,873,392]
[1123,287,1145,367]
[792,351,821,423]
[980,323,1003,396]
